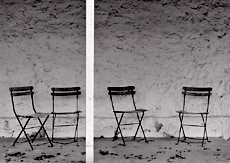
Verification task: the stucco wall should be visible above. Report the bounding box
[0,0,86,137]
[95,0,230,139]
[1,0,230,140]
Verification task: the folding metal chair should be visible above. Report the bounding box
[51,87,81,145]
[176,86,212,146]
[107,86,148,145]
[9,86,53,150]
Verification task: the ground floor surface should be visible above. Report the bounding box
[1,137,230,162]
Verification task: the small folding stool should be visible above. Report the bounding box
[176,86,212,146]
[9,86,53,150]
[51,87,81,145]
[107,86,148,145]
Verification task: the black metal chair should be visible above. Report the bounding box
[9,86,53,150]
[176,86,212,146]
[107,86,148,145]
[51,87,81,145]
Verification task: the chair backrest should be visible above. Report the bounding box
[9,86,36,116]
[182,87,212,113]
[107,86,137,112]
[51,87,81,113]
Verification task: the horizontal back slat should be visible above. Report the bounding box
[183,87,212,92]
[51,92,81,96]
[108,86,135,95]
[182,92,211,96]
[10,86,34,96]
[107,86,135,91]
[9,86,33,91]
[11,92,34,96]
[108,90,135,95]
[51,87,80,91]
[51,87,81,97]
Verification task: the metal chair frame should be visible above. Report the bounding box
[108,86,148,145]
[51,87,81,145]
[9,86,53,150]
[176,86,212,146]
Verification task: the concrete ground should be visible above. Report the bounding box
[1,137,86,163]
[1,137,230,162]
[95,137,230,163]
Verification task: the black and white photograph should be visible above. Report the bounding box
[1,0,230,162]
[94,0,230,162]
[0,0,86,162]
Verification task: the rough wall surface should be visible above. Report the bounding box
[1,0,230,139]
[95,0,230,139]
[0,0,86,137]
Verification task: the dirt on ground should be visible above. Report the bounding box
[2,137,230,162]
[0,137,85,163]
[95,137,230,163]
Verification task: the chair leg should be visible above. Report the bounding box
[113,115,120,139]
[13,119,29,145]
[40,116,53,147]
[201,114,210,146]
[205,128,210,142]
[113,119,120,139]
[74,113,80,146]
[134,112,148,143]
[14,118,34,150]
[51,114,56,142]
[176,113,185,145]
[114,113,126,145]
[31,119,42,143]
[31,116,53,147]
[181,125,186,140]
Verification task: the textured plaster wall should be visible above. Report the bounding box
[2,0,230,140]
[95,0,230,139]
[0,0,86,137]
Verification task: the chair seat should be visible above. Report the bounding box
[18,112,50,118]
[52,111,82,114]
[176,110,209,115]
[114,109,147,114]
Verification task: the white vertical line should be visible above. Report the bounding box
[86,0,94,162]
